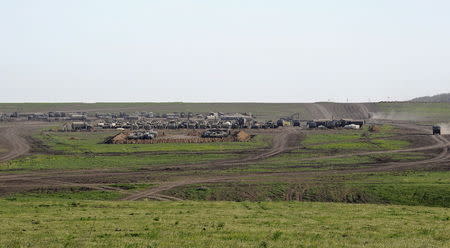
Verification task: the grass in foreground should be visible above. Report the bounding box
[0,198,449,248]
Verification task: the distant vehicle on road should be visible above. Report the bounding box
[433,125,441,135]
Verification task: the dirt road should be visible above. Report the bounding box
[0,121,449,201]
[0,128,301,195]
[0,125,31,162]
[121,122,450,200]
[121,128,301,200]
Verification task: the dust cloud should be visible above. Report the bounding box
[370,111,423,121]
[437,123,450,134]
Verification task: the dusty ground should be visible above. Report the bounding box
[0,122,50,162]
[0,120,449,201]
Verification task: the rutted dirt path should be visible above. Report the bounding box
[0,121,449,201]
[122,133,450,201]
[0,126,31,162]
[122,178,230,201]
[0,122,55,162]
[0,128,300,197]
[121,128,301,200]
[296,134,449,162]
[121,123,450,201]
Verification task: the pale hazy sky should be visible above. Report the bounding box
[1,0,449,102]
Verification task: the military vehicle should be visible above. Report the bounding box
[251,122,262,129]
[128,130,158,140]
[71,122,92,131]
[433,125,441,135]
[201,129,230,138]
[277,119,291,127]
[292,120,301,127]
[307,121,318,128]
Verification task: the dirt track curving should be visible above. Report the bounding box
[121,122,450,200]
[0,126,31,162]
[0,121,449,201]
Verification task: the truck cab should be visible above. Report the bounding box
[433,125,441,135]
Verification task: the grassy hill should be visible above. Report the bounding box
[411,93,450,103]
[374,102,450,122]
[1,101,450,121]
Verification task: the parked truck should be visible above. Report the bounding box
[433,125,441,135]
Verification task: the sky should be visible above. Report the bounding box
[1,0,450,103]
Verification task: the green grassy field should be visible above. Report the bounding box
[0,131,270,171]
[345,171,450,207]
[0,153,235,171]
[301,125,396,145]
[224,125,417,173]
[301,125,409,152]
[5,124,418,173]
[165,171,450,208]
[307,139,410,151]
[0,197,449,248]
[1,103,450,247]
[224,152,428,174]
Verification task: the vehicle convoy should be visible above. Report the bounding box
[433,125,441,135]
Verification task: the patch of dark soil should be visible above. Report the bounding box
[371,155,394,163]
[401,134,437,149]
[26,136,63,155]
[27,186,93,194]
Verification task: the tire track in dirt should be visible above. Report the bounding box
[1,122,449,201]
[121,122,450,201]
[122,178,230,201]
[0,126,31,162]
[358,134,449,172]
[0,128,300,199]
[121,128,301,200]
[0,122,55,162]
[296,134,449,162]
[127,133,449,201]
